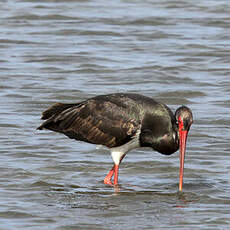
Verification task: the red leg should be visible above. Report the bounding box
[104,165,115,185]
[113,164,119,185]
[104,153,126,186]
[113,154,125,185]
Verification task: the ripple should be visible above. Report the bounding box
[0,211,35,219]
[1,0,230,229]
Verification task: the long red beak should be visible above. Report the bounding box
[179,130,188,192]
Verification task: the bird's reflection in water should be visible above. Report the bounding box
[110,183,198,208]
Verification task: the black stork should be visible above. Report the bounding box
[37,93,193,191]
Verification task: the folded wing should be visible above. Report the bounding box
[37,98,140,148]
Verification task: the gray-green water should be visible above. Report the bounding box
[0,0,230,229]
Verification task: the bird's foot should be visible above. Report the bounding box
[104,164,119,186]
[104,176,113,185]
[104,165,115,185]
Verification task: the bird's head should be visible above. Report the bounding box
[175,106,193,132]
[175,106,193,192]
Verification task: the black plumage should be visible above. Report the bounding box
[37,93,193,189]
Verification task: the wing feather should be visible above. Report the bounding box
[40,98,140,148]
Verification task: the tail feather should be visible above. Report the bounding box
[37,102,80,130]
[41,103,77,120]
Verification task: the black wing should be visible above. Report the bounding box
[37,96,140,148]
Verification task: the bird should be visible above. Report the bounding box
[37,93,193,191]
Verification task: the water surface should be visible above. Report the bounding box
[0,0,230,229]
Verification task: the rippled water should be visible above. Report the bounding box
[1,0,230,229]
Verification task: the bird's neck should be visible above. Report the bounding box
[140,130,179,155]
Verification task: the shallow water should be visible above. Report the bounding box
[0,0,230,229]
